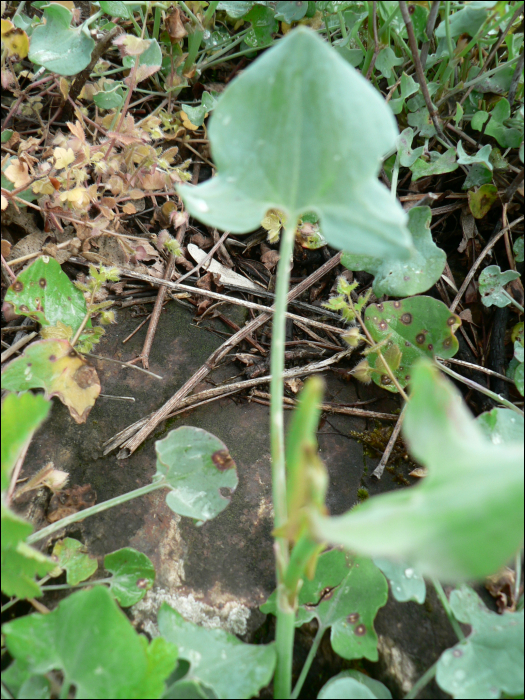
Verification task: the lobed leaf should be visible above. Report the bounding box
[436,586,524,699]
[363,296,460,393]
[318,670,392,699]
[158,604,276,699]
[342,207,446,298]
[312,360,524,581]
[1,340,101,424]
[261,550,388,662]
[28,4,95,76]
[52,538,98,587]
[104,547,155,607]
[3,256,87,334]
[478,265,520,308]
[3,587,178,699]
[177,28,412,260]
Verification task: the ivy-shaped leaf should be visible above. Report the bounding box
[410,148,458,181]
[158,604,276,699]
[362,296,460,393]
[478,265,520,308]
[180,91,219,128]
[514,236,524,263]
[312,360,524,581]
[104,547,155,607]
[28,4,95,76]
[3,256,87,335]
[342,207,446,297]
[471,99,523,149]
[1,340,101,424]
[261,550,388,662]
[52,538,98,586]
[375,46,403,79]
[177,28,412,260]
[389,73,419,115]
[456,141,492,171]
[396,127,424,167]
[244,5,278,48]
[3,587,178,699]
[155,427,238,523]
[436,586,524,699]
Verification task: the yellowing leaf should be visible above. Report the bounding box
[1,195,8,210]
[180,110,200,131]
[40,320,73,342]
[1,340,101,424]
[32,178,58,195]
[4,159,31,189]
[262,209,286,243]
[59,77,70,100]
[122,202,136,214]
[113,34,150,56]
[54,147,75,169]
[1,20,29,59]
[59,187,90,208]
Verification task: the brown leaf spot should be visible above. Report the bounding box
[447,316,458,326]
[12,280,23,292]
[20,304,29,312]
[376,303,384,312]
[405,341,410,346]
[212,449,236,471]
[405,375,411,381]
[404,276,410,281]
[416,333,425,344]
[39,278,47,288]
[400,313,412,325]
[427,343,434,351]
[355,624,367,636]
[379,320,388,330]
[443,338,452,349]
[453,649,463,658]
[381,375,391,385]
[347,613,360,623]
[48,355,56,362]
[73,365,98,389]
[137,578,149,588]
[393,301,401,308]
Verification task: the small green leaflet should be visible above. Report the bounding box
[478,265,520,308]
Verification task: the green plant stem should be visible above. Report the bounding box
[432,578,466,642]
[404,659,438,699]
[42,578,112,592]
[515,548,523,605]
[337,10,347,40]
[444,1,455,86]
[26,481,165,545]
[291,625,324,699]
[271,220,298,699]
[503,290,524,313]
[436,360,524,416]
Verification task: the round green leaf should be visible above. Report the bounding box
[155,427,238,523]
[28,4,95,76]
[104,547,155,607]
[318,670,392,699]
[363,296,460,393]
[342,207,446,297]
[436,586,524,699]
[177,28,412,260]
[158,604,275,700]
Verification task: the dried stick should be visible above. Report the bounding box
[1,332,37,364]
[399,1,447,142]
[449,216,524,312]
[112,252,342,457]
[92,265,347,335]
[176,229,230,285]
[372,404,407,479]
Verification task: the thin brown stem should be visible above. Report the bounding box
[372,404,407,479]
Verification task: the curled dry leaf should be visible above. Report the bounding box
[165,7,188,43]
